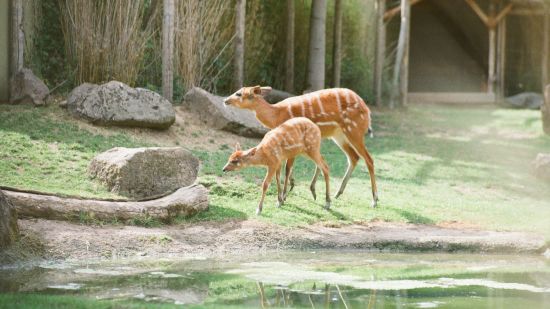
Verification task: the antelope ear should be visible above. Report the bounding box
[252,85,262,95]
[260,86,272,96]
[247,147,257,156]
[235,143,241,151]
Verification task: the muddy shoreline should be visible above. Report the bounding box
[1,219,546,265]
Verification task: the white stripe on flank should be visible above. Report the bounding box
[307,94,314,118]
[285,144,303,150]
[334,89,342,113]
[345,89,352,104]
[316,121,339,127]
[360,113,365,119]
[287,105,294,118]
[316,93,325,115]
[300,101,305,117]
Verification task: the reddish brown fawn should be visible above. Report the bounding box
[222,117,330,215]
[224,86,378,207]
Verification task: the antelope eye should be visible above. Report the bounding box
[230,160,239,164]
[235,92,242,97]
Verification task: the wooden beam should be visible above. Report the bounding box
[383,0,422,21]
[465,0,489,26]
[465,0,513,29]
[492,3,513,27]
[373,0,386,106]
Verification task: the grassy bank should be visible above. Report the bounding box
[0,104,549,237]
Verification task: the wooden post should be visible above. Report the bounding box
[162,0,175,102]
[542,6,549,92]
[373,0,386,106]
[496,12,506,99]
[332,0,342,87]
[285,0,295,93]
[10,0,24,78]
[234,0,246,90]
[487,1,496,95]
[306,0,327,91]
[390,0,410,108]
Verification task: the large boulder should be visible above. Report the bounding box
[9,68,49,105]
[0,190,19,248]
[182,87,268,137]
[533,153,550,181]
[88,147,199,199]
[67,81,175,129]
[503,92,543,110]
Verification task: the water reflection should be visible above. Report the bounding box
[0,252,548,308]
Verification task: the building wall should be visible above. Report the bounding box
[0,0,9,102]
[409,0,486,92]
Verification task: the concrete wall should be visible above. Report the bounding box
[409,0,486,92]
[0,0,9,102]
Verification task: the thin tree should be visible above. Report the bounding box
[332,0,342,87]
[162,0,175,102]
[373,0,386,106]
[285,0,295,93]
[10,0,24,90]
[234,0,246,89]
[306,0,327,91]
[390,0,410,108]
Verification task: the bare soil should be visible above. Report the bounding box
[4,218,545,263]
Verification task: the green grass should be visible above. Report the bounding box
[0,105,149,198]
[1,104,549,237]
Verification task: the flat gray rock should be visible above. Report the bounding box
[503,92,543,110]
[182,87,268,137]
[88,147,199,199]
[67,81,175,129]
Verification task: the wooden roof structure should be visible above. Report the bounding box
[373,0,550,105]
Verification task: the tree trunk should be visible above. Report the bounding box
[3,185,209,223]
[487,1,496,95]
[543,84,550,135]
[0,190,18,249]
[285,0,295,93]
[332,0,342,87]
[162,0,175,102]
[10,0,24,101]
[390,0,410,108]
[306,0,327,91]
[234,0,246,90]
[373,0,386,106]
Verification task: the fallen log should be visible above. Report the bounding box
[3,184,208,223]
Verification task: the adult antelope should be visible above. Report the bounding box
[224,86,378,207]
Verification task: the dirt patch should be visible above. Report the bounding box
[6,219,545,263]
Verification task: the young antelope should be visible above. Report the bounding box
[222,117,331,215]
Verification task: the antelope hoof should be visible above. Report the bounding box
[324,201,331,210]
[276,200,283,208]
[335,191,343,199]
[371,198,378,208]
[289,178,295,193]
[256,208,262,216]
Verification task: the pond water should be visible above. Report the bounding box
[1,251,549,308]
